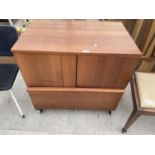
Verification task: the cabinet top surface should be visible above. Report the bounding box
[12,20,141,56]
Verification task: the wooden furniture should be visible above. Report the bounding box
[122,57,155,133]
[12,20,142,111]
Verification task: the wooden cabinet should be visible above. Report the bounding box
[12,20,142,110]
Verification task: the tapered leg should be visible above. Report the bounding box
[122,110,140,133]
[10,90,25,118]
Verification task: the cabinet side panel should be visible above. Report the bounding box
[14,53,76,87]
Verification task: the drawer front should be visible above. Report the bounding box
[77,55,140,89]
[28,87,124,110]
[14,53,76,87]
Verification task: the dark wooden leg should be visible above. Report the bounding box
[122,110,140,133]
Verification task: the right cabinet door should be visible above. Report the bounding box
[77,55,140,89]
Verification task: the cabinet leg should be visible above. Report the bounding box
[35,108,43,113]
[40,109,43,113]
[108,110,111,115]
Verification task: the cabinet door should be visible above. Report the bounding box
[14,53,76,87]
[77,55,140,89]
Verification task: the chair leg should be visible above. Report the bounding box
[9,90,25,118]
[122,110,140,133]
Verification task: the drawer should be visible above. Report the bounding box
[27,87,124,110]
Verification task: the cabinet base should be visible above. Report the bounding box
[28,87,124,110]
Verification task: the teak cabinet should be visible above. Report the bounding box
[12,20,142,110]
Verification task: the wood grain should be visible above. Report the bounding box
[12,20,141,57]
[11,20,142,110]
[28,87,124,110]
[77,55,140,88]
[14,53,76,87]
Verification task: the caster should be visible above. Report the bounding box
[35,108,43,113]
[22,114,25,118]
[122,128,127,133]
[108,111,111,115]
[40,109,43,113]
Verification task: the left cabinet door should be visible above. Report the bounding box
[14,53,76,87]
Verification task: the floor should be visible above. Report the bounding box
[0,72,155,135]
